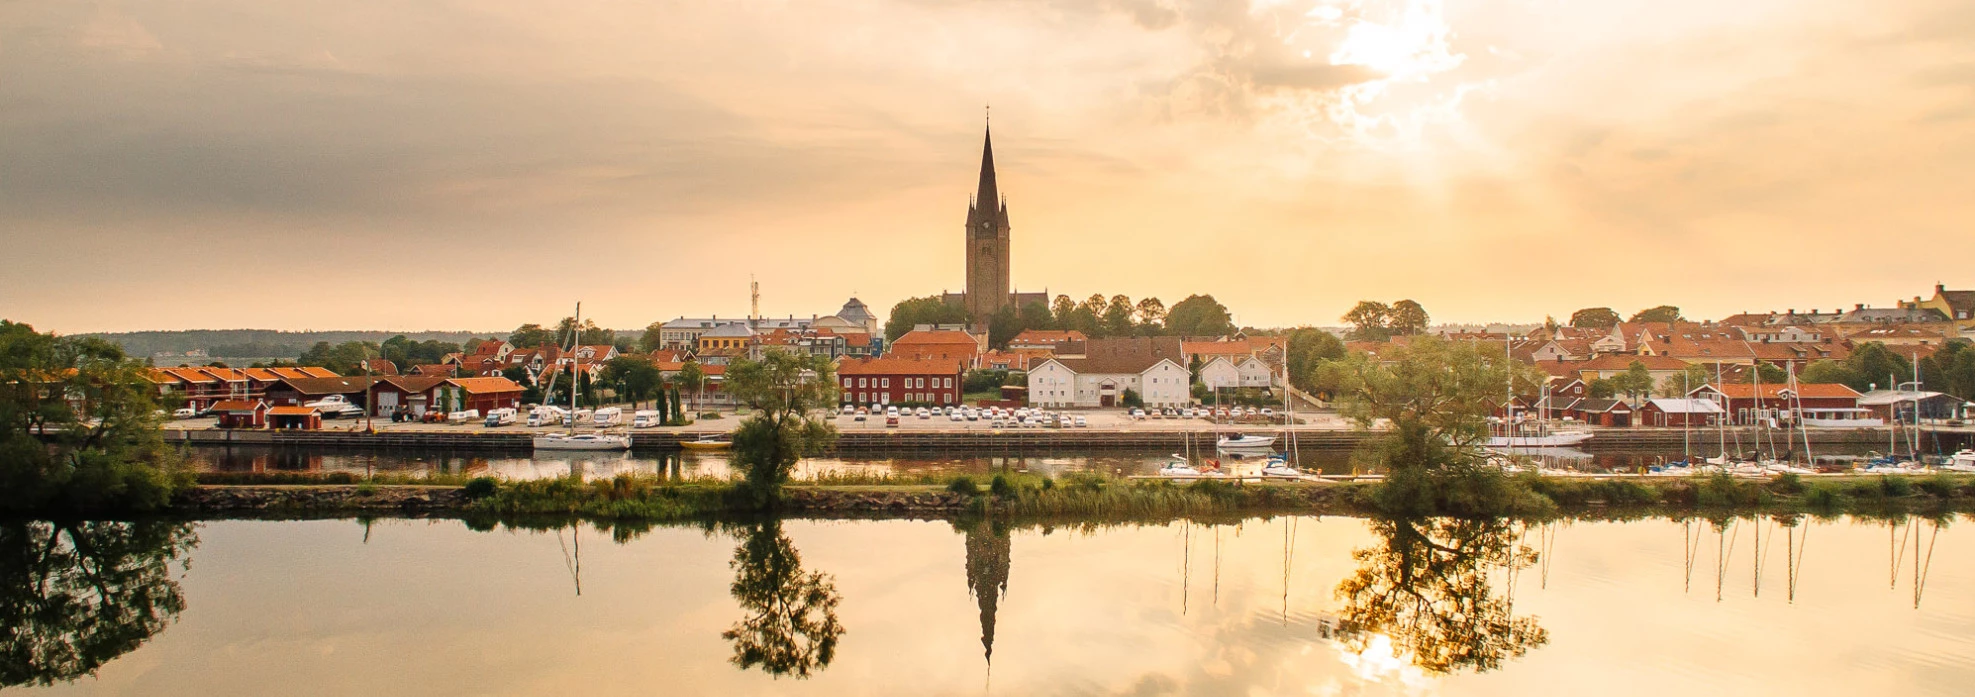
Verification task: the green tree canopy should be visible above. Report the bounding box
[636,322,667,353]
[1336,517,1549,675]
[1285,328,1346,394]
[1627,306,1683,323]
[508,323,556,349]
[725,352,840,503]
[1388,300,1430,336]
[883,296,969,341]
[1102,295,1136,337]
[1341,301,1392,341]
[1165,295,1235,337]
[1317,336,1539,471]
[1568,308,1620,330]
[1134,297,1167,331]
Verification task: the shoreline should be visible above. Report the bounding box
[148,473,1975,521]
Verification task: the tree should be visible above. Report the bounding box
[724,352,839,504]
[1,321,189,516]
[723,519,843,679]
[1919,342,1975,399]
[884,296,969,341]
[1752,362,1787,386]
[1341,301,1392,341]
[635,322,667,353]
[1102,295,1136,337]
[1613,360,1654,402]
[1165,295,1235,337]
[1628,306,1683,323]
[1568,308,1621,330]
[508,323,555,349]
[1120,388,1144,409]
[1388,300,1430,336]
[602,356,662,408]
[1587,378,1616,399]
[1847,342,1915,392]
[1050,295,1077,324]
[1335,517,1548,675]
[1017,301,1055,335]
[0,520,199,688]
[1134,297,1167,332]
[1285,328,1347,394]
[679,361,706,415]
[987,305,1022,349]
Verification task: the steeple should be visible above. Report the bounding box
[974,122,999,219]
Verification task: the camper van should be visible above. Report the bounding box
[591,407,623,427]
[484,408,517,427]
[446,409,481,425]
[527,406,566,427]
[632,409,663,428]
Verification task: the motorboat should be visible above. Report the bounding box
[1217,434,1277,449]
[680,434,732,451]
[1947,450,1975,472]
[1158,456,1202,477]
[1260,457,1304,478]
[533,432,631,451]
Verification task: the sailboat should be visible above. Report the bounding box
[534,302,631,452]
[1485,339,1592,448]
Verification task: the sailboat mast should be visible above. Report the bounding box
[572,302,582,418]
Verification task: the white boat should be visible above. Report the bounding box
[532,432,631,451]
[1947,450,1975,472]
[1217,434,1277,449]
[1261,462,1303,477]
[1158,461,1202,477]
[1484,432,1594,448]
[534,301,629,452]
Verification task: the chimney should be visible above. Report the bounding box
[1855,303,1864,311]
[1938,283,1946,294]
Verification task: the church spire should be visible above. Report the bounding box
[975,119,999,219]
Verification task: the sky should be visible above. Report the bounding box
[4,0,1974,334]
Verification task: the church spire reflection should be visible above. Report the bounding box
[962,517,1012,666]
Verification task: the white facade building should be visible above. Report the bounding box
[1026,337,1191,408]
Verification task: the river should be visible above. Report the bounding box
[6,510,1972,695]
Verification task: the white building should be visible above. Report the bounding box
[1028,337,1190,408]
[1197,355,1276,391]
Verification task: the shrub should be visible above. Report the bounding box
[355,482,378,496]
[989,475,1016,498]
[1803,483,1843,510]
[463,477,499,499]
[1880,476,1914,498]
[1917,474,1959,498]
[1770,473,1805,495]
[947,476,981,496]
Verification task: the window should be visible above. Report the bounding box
[882,378,890,388]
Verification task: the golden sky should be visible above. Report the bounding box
[4,0,1974,333]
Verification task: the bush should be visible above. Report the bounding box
[1917,474,1960,498]
[1803,483,1843,509]
[1770,473,1805,495]
[355,482,379,496]
[947,476,981,496]
[989,475,1016,498]
[1880,476,1914,498]
[463,477,500,499]
[698,412,723,420]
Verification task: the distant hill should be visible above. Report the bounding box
[80,329,506,359]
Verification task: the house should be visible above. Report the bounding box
[1901,283,1975,333]
[1009,330,1087,351]
[263,376,378,408]
[368,376,449,419]
[1567,398,1633,427]
[1688,382,1862,425]
[1638,398,1724,427]
[697,324,756,354]
[267,406,322,430]
[888,329,986,371]
[1197,355,1276,391]
[156,367,222,410]
[359,359,399,376]
[210,400,268,429]
[1028,337,1190,408]
[836,357,965,407]
[1570,354,1692,388]
[447,377,526,414]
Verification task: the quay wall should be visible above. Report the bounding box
[161,426,1944,454]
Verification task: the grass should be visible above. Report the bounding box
[173,469,1975,522]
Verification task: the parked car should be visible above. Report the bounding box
[1261,407,1275,418]
[854,408,868,422]
[171,407,198,419]
[1130,408,1146,419]
[1074,415,1088,428]
[948,411,964,421]
[841,404,856,415]
[885,415,899,428]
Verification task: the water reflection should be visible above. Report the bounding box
[1334,517,1550,674]
[723,520,844,679]
[960,517,1011,666]
[0,521,198,688]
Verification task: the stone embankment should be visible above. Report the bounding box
[173,485,468,515]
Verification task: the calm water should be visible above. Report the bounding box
[182,443,1901,481]
[7,513,1972,696]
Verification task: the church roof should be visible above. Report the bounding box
[976,125,999,213]
[836,297,874,322]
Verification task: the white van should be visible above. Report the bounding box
[632,409,663,428]
[447,409,481,424]
[592,407,623,427]
[483,408,516,427]
[527,406,566,427]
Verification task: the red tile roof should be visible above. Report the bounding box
[209,400,265,413]
[1707,383,1861,399]
[267,406,319,416]
[447,377,525,394]
[836,357,964,376]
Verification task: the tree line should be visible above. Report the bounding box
[885,293,1237,346]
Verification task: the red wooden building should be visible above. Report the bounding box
[447,377,526,414]
[1688,383,1861,425]
[1637,398,1724,427]
[267,406,323,430]
[837,357,964,407]
[210,400,268,429]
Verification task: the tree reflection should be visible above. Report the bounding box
[0,520,198,688]
[962,517,1011,666]
[723,519,843,679]
[1334,517,1548,674]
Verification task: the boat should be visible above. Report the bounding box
[680,435,732,451]
[534,301,630,452]
[1484,432,1594,448]
[1945,450,1975,472]
[1158,458,1203,477]
[532,432,631,451]
[1217,434,1277,449]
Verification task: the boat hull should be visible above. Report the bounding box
[532,435,631,451]
[1485,432,1593,448]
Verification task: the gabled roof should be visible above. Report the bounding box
[1645,398,1723,414]
[447,376,525,394]
[378,376,448,392]
[209,400,265,413]
[1696,383,1861,400]
[267,406,319,416]
[892,329,982,347]
[1046,337,1186,375]
[272,376,378,395]
[1575,398,1631,413]
[1573,354,1691,372]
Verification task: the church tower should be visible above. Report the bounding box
[964,123,1012,325]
